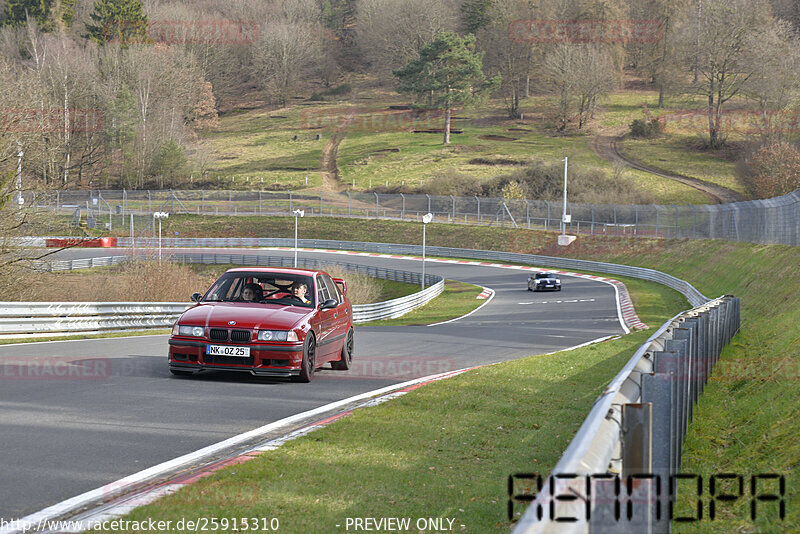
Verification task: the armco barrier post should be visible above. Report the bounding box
[641,371,672,534]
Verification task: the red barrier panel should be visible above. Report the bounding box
[45,237,117,248]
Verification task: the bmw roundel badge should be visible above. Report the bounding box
[228,320,236,326]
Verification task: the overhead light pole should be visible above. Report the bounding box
[557,157,576,246]
[561,156,568,235]
[293,209,304,267]
[153,212,169,263]
[421,213,433,290]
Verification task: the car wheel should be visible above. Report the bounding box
[292,333,316,383]
[527,285,533,291]
[170,369,193,377]
[332,328,354,370]
[557,287,562,291]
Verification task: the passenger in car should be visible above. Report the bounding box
[241,283,263,302]
[290,282,311,304]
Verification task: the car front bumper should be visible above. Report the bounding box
[168,338,304,376]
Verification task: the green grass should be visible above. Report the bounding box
[192,91,711,204]
[91,271,685,534]
[363,279,484,327]
[619,135,747,195]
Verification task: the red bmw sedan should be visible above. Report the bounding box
[168,268,354,382]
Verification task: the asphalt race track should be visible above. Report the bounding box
[0,248,627,519]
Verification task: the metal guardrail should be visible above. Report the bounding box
[5,255,444,338]
[28,187,800,245]
[512,295,741,534]
[100,237,709,307]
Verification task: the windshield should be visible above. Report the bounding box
[535,273,556,279]
[203,272,315,308]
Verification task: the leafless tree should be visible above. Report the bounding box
[251,1,323,107]
[677,0,777,147]
[355,0,460,78]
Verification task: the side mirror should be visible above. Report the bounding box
[320,298,338,310]
[191,292,203,303]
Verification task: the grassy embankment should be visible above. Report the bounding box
[194,87,712,204]
[85,216,797,533]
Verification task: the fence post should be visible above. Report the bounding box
[450,195,455,223]
[655,205,660,237]
[400,193,405,219]
[475,196,480,225]
[613,205,617,235]
[320,192,323,214]
[228,190,232,214]
[259,191,262,215]
[693,205,697,238]
[148,190,151,212]
[674,205,679,239]
[289,191,293,213]
[426,194,431,214]
[545,200,550,230]
[501,202,506,227]
[346,191,350,215]
[525,200,530,228]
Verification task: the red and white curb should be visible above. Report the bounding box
[252,247,648,333]
[476,288,492,299]
[1,369,475,534]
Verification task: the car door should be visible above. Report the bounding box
[314,275,337,361]
[321,274,349,352]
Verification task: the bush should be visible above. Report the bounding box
[743,141,800,198]
[419,169,483,196]
[482,159,656,204]
[629,117,663,138]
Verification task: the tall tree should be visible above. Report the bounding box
[85,0,148,46]
[394,31,500,144]
[3,0,54,28]
[678,0,780,148]
[461,0,493,34]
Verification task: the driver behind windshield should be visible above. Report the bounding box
[290,282,310,304]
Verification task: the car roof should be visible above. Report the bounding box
[224,267,323,276]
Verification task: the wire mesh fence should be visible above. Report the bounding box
[26,188,800,245]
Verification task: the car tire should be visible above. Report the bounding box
[170,369,193,377]
[332,328,354,370]
[527,285,533,291]
[292,333,316,383]
[557,287,562,291]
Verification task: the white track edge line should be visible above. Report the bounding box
[427,287,496,327]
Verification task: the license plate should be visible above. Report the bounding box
[206,345,250,357]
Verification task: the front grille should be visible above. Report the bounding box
[205,354,254,366]
[209,328,228,341]
[230,329,252,343]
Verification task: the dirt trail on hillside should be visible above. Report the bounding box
[320,132,345,192]
[590,133,745,204]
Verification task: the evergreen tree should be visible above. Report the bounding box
[394,32,499,144]
[3,0,55,28]
[461,0,493,34]
[85,0,148,46]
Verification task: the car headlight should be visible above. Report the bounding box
[555,279,561,284]
[257,330,298,342]
[176,325,205,337]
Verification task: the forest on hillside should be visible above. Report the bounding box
[1,0,800,193]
